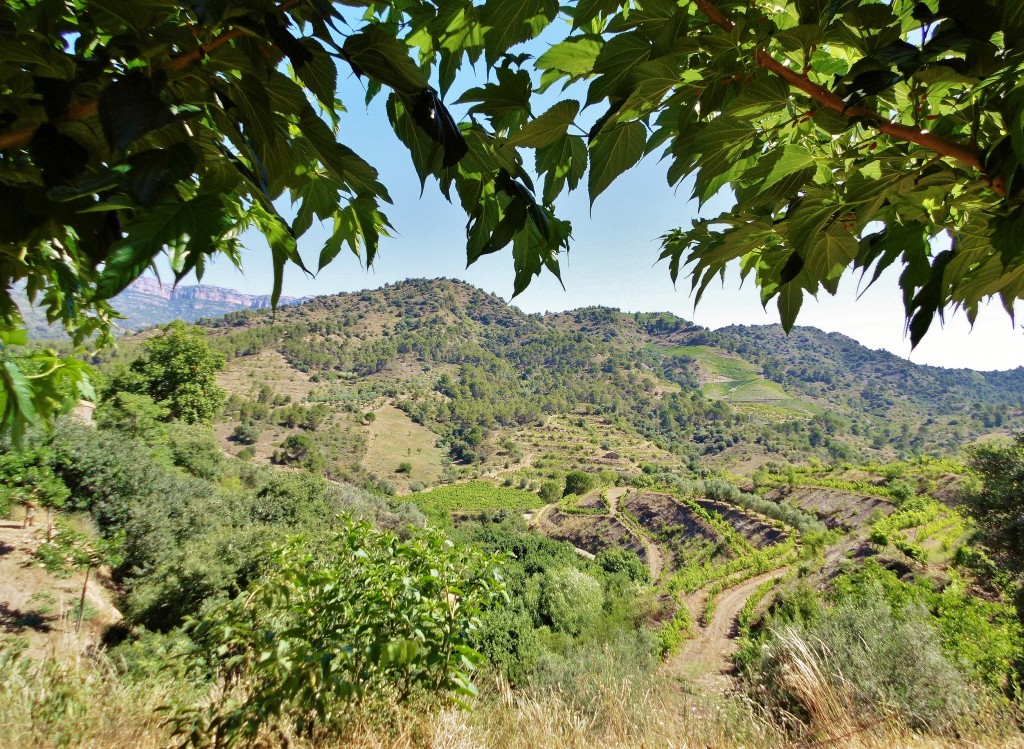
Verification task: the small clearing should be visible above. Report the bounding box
[363,403,446,490]
[217,349,315,401]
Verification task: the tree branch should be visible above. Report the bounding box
[0,0,300,153]
[692,0,992,182]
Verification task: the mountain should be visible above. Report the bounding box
[17,276,304,339]
[138,278,1024,487]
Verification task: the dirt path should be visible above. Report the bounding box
[606,487,665,583]
[0,516,122,660]
[668,567,787,692]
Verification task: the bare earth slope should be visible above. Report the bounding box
[0,518,121,659]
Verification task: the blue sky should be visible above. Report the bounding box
[161,41,1024,373]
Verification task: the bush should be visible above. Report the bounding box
[172,518,504,747]
[563,471,594,497]
[475,606,541,684]
[396,461,413,475]
[167,423,223,481]
[742,584,978,733]
[231,422,261,445]
[539,567,603,636]
[538,479,562,503]
[595,547,650,583]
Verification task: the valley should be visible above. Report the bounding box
[2,278,1022,749]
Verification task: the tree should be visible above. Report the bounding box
[961,434,1024,578]
[564,470,595,497]
[3,0,1024,439]
[106,321,225,423]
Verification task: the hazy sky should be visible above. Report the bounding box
[163,56,1024,373]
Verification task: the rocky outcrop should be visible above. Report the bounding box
[125,276,297,308]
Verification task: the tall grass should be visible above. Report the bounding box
[1,634,1021,749]
[739,586,1019,738]
[0,648,193,749]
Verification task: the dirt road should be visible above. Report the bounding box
[668,567,787,692]
[606,487,665,582]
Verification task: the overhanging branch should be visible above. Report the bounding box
[692,0,991,182]
[0,0,300,153]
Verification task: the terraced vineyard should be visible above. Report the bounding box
[660,345,818,416]
[411,481,545,525]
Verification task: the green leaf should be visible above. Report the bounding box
[97,194,228,300]
[788,193,842,256]
[98,72,175,153]
[343,26,428,95]
[587,32,652,104]
[757,145,816,195]
[536,38,602,76]
[588,121,647,204]
[457,66,533,132]
[295,38,338,113]
[806,227,859,281]
[536,134,588,204]
[480,0,559,68]
[507,101,580,148]
[776,282,804,333]
[251,204,303,310]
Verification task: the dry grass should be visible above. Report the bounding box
[0,653,187,749]
[216,349,315,402]
[2,650,1020,749]
[362,403,446,490]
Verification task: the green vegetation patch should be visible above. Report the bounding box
[413,481,545,524]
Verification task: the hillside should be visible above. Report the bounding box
[4,277,1023,749]
[170,278,1023,485]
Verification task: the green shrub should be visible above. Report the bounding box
[743,584,978,733]
[538,479,562,503]
[595,547,650,583]
[231,422,261,445]
[171,518,503,747]
[539,567,603,636]
[563,471,594,497]
[167,423,223,481]
[475,606,541,684]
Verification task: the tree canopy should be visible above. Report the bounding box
[105,320,226,423]
[2,0,1023,439]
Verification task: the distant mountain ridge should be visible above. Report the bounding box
[123,276,294,309]
[19,276,304,338]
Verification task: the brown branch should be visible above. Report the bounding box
[692,0,991,180]
[0,0,301,153]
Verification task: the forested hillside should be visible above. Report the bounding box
[161,278,1024,483]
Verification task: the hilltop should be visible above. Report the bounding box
[159,278,1022,486]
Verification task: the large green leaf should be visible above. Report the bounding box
[507,101,580,148]
[588,121,647,204]
[343,26,428,95]
[480,0,559,68]
[97,194,229,300]
[536,38,602,76]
